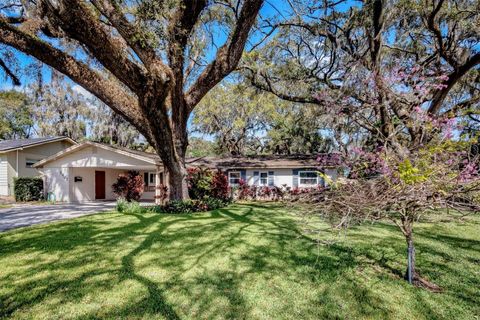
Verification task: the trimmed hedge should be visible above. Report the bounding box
[13,177,44,202]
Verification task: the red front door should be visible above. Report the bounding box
[95,171,106,200]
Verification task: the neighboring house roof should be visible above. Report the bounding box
[187,155,332,169]
[34,141,336,169]
[0,136,76,153]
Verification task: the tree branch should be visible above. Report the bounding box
[184,0,264,111]
[39,0,147,93]
[89,0,162,69]
[0,57,20,85]
[0,17,151,140]
[428,52,480,114]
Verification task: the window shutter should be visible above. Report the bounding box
[253,171,259,185]
[292,169,299,187]
[240,169,247,182]
[268,171,274,186]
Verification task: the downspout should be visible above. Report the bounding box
[16,149,19,177]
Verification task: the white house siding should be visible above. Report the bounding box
[40,146,158,202]
[69,168,127,202]
[0,140,74,196]
[0,155,7,195]
[237,168,335,188]
[42,167,70,202]
[244,168,294,187]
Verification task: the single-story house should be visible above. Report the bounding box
[0,137,77,196]
[33,141,339,203]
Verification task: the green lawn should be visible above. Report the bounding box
[0,203,479,319]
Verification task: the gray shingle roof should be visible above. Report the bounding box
[0,137,72,152]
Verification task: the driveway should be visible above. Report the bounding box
[0,202,117,232]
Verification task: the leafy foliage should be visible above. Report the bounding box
[314,140,480,287]
[187,168,231,202]
[0,90,33,140]
[112,171,144,202]
[13,177,43,202]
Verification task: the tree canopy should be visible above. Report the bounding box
[0,0,264,199]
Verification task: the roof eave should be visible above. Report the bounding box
[0,137,77,154]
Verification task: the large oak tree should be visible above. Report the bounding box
[0,0,263,200]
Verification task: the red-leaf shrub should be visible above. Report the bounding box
[238,180,250,200]
[187,167,231,202]
[112,170,144,201]
[187,167,213,199]
[211,170,231,201]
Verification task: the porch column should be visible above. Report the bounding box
[154,165,162,205]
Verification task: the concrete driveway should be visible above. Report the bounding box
[0,202,117,232]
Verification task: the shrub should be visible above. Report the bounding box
[112,171,144,201]
[161,196,230,214]
[162,199,195,214]
[187,167,213,199]
[116,198,146,214]
[13,177,43,202]
[187,167,231,201]
[210,170,231,201]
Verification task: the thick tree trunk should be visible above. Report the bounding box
[165,157,189,201]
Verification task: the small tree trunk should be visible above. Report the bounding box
[404,230,416,284]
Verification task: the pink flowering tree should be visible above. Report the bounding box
[315,140,480,289]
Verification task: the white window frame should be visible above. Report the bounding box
[298,170,318,187]
[259,171,269,186]
[149,173,156,185]
[229,171,241,186]
[144,172,156,186]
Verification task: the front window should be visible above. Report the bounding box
[229,171,241,186]
[299,171,318,186]
[26,159,37,168]
[259,172,268,186]
[149,173,156,185]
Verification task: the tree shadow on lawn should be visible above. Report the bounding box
[0,203,478,319]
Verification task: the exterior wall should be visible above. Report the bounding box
[41,167,71,202]
[1,140,74,196]
[41,167,156,203]
[70,168,128,202]
[40,147,157,202]
[244,168,294,187]
[0,155,7,195]
[228,167,337,188]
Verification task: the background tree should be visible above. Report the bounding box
[0,0,264,200]
[30,71,89,140]
[87,98,141,148]
[193,81,335,155]
[0,90,33,139]
[192,82,269,155]
[246,0,479,151]
[264,103,334,154]
[185,137,217,158]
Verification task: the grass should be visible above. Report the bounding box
[0,203,479,320]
